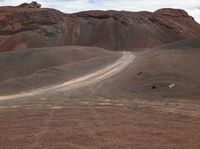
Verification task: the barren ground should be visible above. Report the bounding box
[0,46,200,149]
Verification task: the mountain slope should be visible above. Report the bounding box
[0,5,200,51]
[0,46,120,95]
[156,37,200,49]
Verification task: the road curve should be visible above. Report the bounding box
[0,52,134,100]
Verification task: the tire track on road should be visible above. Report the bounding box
[0,52,134,100]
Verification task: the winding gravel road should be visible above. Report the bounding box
[0,52,134,100]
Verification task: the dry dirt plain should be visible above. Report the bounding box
[0,46,200,149]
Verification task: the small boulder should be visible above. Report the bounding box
[152,85,156,89]
[169,83,176,89]
[18,1,41,8]
[137,72,143,75]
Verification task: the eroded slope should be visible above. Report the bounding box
[0,5,200,51]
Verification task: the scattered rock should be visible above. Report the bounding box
[169,83,176,89]
[137,72,143,75]
[152,86,156,89]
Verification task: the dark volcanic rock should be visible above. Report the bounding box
[17,1,41,8]
[0,5,200,52]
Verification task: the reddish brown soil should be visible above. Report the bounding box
[0,6,200,52]
[156,37,200,49]
[0,46,199,148]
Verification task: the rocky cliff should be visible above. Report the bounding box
[0,3,200,52]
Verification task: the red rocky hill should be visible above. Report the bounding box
[0,3,200,52]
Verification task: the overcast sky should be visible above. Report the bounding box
[1,0,200,22]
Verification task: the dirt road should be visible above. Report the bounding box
[0,49,200,149]
[0,52,134,100]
